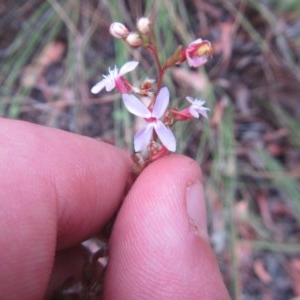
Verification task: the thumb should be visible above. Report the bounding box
[104,155,229,300]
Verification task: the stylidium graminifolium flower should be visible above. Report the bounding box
[91,61,138,94]
[185,38,213,68]
[122,87,176,152]
[186,96,210,119]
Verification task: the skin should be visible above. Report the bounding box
[0,118,230,300]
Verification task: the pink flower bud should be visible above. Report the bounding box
[137,17,151,34]
[126,32,143,48]
[185,39,213,67]
[109,22,129,39]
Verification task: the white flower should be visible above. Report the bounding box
[122,87,176,152]
[91,61,138,94]
[186,96,210,118]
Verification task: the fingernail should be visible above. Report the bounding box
[186,179,208,238]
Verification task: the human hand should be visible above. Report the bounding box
[0,118,229,299]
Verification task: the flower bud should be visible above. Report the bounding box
[185,38,213,67]
[109,22,129,39]
[137,17,151,34]
[165,45,184,67]
[126,32,143,48]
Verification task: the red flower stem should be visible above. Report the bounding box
[147,33,167,103]
[152,50,164,92]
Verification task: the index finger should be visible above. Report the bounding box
[0,118,132,299]
[0,118,132,248]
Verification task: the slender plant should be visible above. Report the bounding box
[91,17,213,174]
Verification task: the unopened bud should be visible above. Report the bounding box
[137,17,151,34]
[165,45,184,67]
[109,22,129,39]
[126,32,143,48]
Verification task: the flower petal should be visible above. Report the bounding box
[105,78,116,91]
[197,108,209,119]
[134,124,153,152]
[192,56,208,67]
[154,121,176,152]
[194,100,210,119]
[119,61,139,76]
[91,79,107,94]
[186,54,195,67]
[188,38,203,47]
[122,94,151,118]
[186,55,206,68]
[189,106,200,118]
[152,87,169,118]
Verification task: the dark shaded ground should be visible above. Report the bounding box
[1,1,300,299]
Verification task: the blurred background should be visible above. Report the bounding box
[1,0,300,299]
